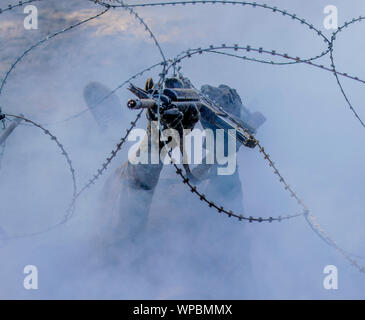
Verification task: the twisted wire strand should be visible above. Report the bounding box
[168,44,365,85]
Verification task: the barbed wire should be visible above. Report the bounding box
[48,0,365,273]
[95,1,330,43]
[167,51,365,271]
[59,0,168,221]
[173,164,305,223]
[99,0,365,129]
[0,0,167,128]
[85,0,365,241]
[169,73,365,272]
[0,0,167,237]
[166,41,365,131]
[1,113,78,240]
[6,0,362,129]
[1,0,344,128]
[0,1,109,238]
[168,44,365,85]
[0,0,364,274]
[0,0,164,235]
[96,0,335,64]
[168,73,307,223]
[0,57,153,238]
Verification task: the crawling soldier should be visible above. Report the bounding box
[100,76,265,249]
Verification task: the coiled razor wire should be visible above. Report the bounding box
[174,72,365,271]
[0,0,165,237]
[0,0,364,273]
[0,0,169,239]
[97,0,365,129]
[166,49,365,272]
[0,1,110,239]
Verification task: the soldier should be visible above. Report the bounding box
[99,76,265,251]
[100,77,199,247]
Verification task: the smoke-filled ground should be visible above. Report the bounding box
[0,0,365,299]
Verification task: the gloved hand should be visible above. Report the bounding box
[160,107,184,129]
[146,94,199,131]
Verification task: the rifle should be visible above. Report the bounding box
[127,83,258,149]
